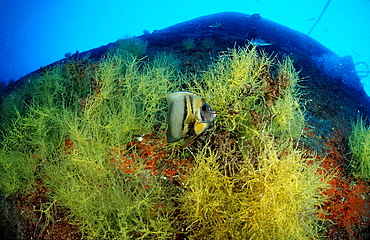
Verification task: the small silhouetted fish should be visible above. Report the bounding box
[306,18,315,22]
[250,38,271,47]
[209,22,221,28]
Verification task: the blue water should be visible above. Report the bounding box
[0,0,369,94]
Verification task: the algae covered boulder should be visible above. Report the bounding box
[1,12,369,240]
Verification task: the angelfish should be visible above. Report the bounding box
[164,91,216,144]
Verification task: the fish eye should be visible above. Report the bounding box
[201,105,210,111]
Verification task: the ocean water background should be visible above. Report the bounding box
[0,0,369,94]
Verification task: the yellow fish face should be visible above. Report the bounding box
[164,91,216,143]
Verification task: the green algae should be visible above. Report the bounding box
[349,117,370,179]
[0,45,331,239]
[181,46,328,239]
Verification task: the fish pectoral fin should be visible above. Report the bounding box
[194,122,209,135]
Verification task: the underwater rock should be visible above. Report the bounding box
[6,12,370,136]
[2,12,370,239]
[313,54,360,88]
[138,12,370,137]
[144,12,361,86]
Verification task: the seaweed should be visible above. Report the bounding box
[349,117,370,179]
[108,37,148,58]
[179,46,329,239]
[0,45,332,239]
